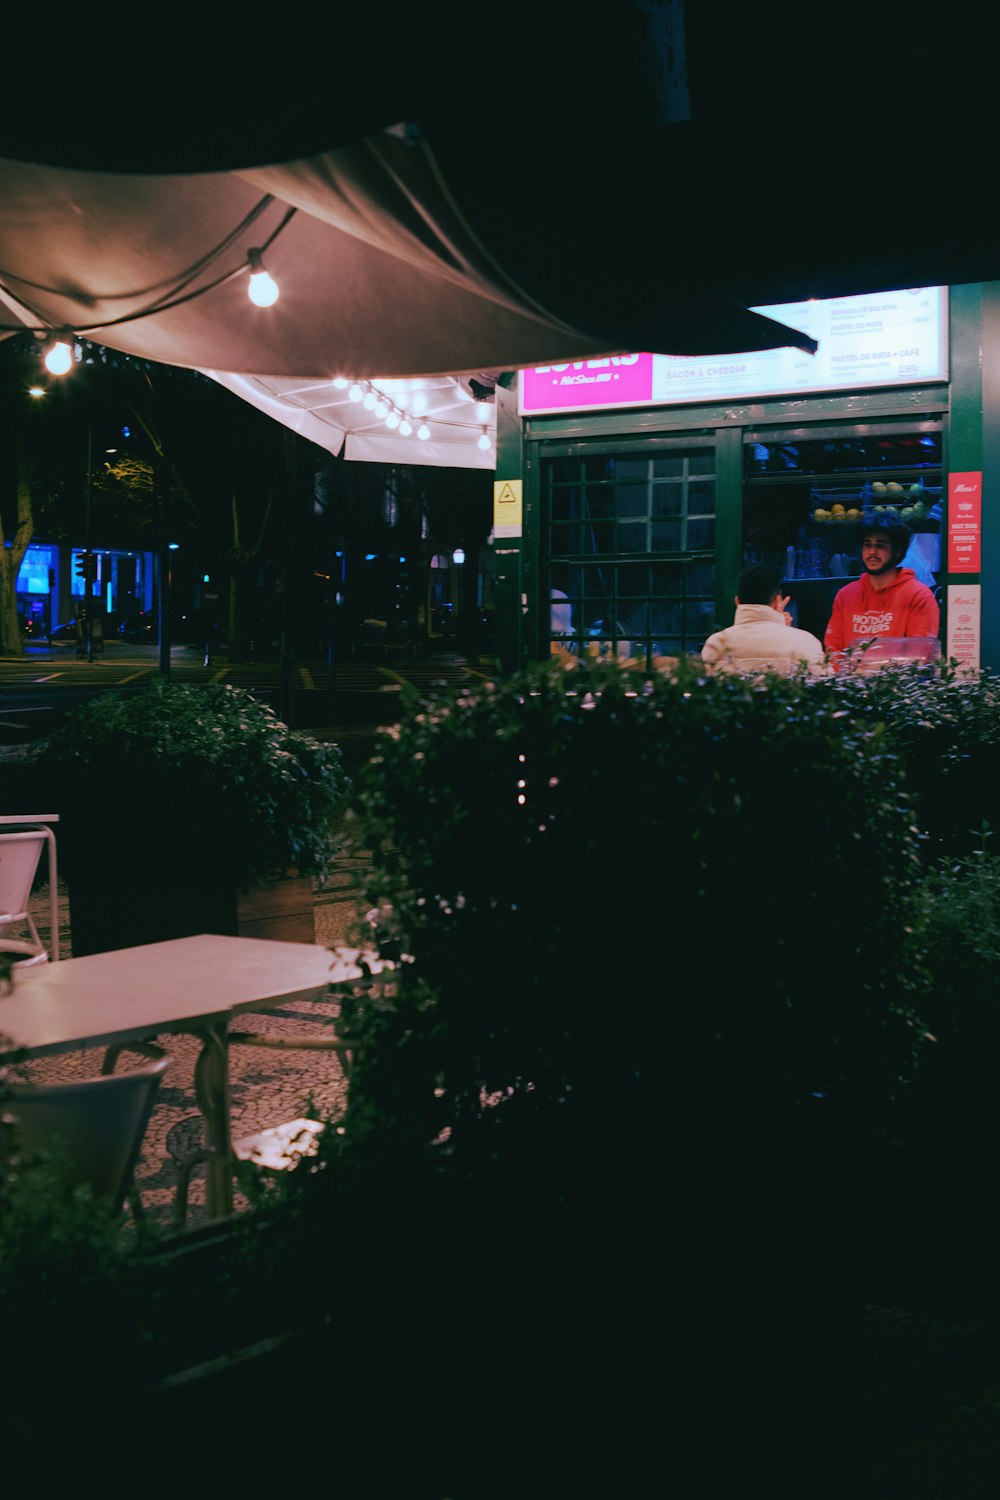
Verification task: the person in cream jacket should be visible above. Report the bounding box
[702,562,827,676]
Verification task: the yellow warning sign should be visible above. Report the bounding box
[493,479,523,537]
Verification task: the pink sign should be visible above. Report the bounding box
[948,471,982,573]
[520,354,654,413]
[946,584,981,674]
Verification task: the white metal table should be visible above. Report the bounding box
[0,933,385,1218]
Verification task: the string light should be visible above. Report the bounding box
[43,338,73,375]
[333,375,497,453]
[246,248,279,306]
[1,198,301,376]
[358,378,414,433]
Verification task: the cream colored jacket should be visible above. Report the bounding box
[701,604,827,675]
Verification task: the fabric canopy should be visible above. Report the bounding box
[0,130,817,379]
[0,123,820,467]
[13,0,992,468]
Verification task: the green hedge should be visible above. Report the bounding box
[335,656,929,1204]
[809,662,1000,859]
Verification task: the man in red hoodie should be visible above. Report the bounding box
[824,516,939,658]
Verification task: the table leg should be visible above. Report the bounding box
[192,1021,233,1219]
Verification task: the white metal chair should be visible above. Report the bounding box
[2,1048,172,1221]
[0,814,60,966]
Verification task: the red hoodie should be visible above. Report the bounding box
[824,567,939,653]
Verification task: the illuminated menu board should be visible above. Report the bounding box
[519,287,948,415]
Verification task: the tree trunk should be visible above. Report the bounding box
[227,485,274,662]
[0,469,34,656]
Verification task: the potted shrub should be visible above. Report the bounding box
[16,679,350,955]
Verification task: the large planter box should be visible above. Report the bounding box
[67,873,315,956]
[235,874,316,943]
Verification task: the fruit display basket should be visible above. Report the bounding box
[809,488,865,526]
[864,481,941,531]
[810,482,942,531]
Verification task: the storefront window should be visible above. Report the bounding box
[743,427,943,642]
[544,446,716,662]
[15,545,54,594]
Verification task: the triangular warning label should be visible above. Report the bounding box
[495,482,518,504]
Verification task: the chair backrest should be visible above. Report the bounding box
[0,818,60,961]
[0,831,47,922]
[3,1056,172,1214]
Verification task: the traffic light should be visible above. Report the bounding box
[74,551,97,583]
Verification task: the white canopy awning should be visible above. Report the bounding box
[203,369,497,469]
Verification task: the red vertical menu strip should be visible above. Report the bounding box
[948,471,982,572]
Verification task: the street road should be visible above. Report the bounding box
[0,643,495,746]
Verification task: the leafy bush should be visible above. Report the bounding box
[0,1104,156,1437]
[15,679,350,888]
[808,662,1000,859]
[864,835,1000,1306]
[335,656,930,1207]
[898,834,1000,1163]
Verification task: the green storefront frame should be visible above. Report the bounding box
[492,282,998,674]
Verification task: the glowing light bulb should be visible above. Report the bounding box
[478,432,491,450]
[417,423,430,440]
[375,399,388,417]
[399,418,413,436]
[349,384,364,402]
[44,340,73,376]
[248,271,278,306]
[386,411,400,429]
[411,390,428,414]
[363,390,377,410]
[246,249,279,306]
[332,377,349,389]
